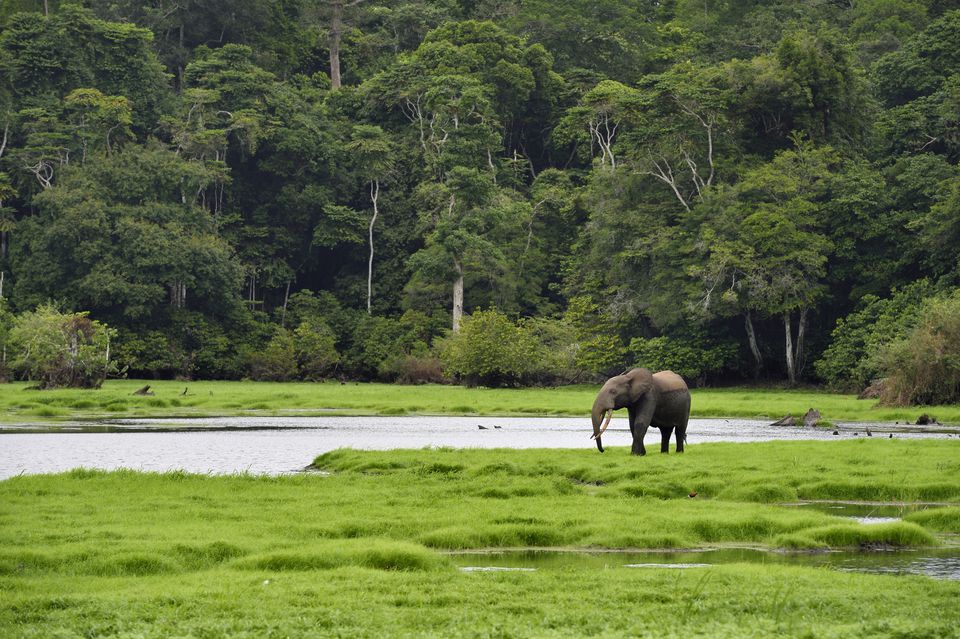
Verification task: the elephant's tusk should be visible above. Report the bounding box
[597,409,613,437]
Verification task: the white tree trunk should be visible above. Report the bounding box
[744,311,762,377]
[452,259,464,333]
[784,313,796,385]
[366,180,379,314]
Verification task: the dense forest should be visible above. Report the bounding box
[1,0,960,398]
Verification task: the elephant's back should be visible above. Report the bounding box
[653,370,687,392]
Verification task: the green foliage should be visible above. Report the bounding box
[337,310,443,380]
[0,296,12,380]
[7,304,116,388]
[293,320,340,380]
[438,308,535,386]
[814,280,933,390]
[439,309,587,386]
[878,291,960,405]
[0,0,957,387]
[628,329,738,383]
[246,327,298,382]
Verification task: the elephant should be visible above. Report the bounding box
[590,368,690,455]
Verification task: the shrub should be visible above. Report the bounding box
[439,310,588,386]
[628,328,738,384]
[293,320,340,379]
[814,280,932,390]
[7,304,117,388]
[878,292,960,405]
[246,328,298,381]
[345,310,445,380]
[113,329,184,378]
[382,355,445,384]
[438,309,537,386]
[519,316,583,384]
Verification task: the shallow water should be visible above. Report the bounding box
[450,547,960,580]
[1,415,957,479]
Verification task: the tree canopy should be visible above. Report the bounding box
[1,1,959,392]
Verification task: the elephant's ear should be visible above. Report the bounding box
[625,368,654,403]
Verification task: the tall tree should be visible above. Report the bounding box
[346,124,393,313]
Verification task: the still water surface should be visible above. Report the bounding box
[2,415,958,479]
[451,547,960,580]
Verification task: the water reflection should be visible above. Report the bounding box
[1,415,958,479]
[450,548,960,580]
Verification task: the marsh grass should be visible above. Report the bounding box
[3,441,960,637]
[4,379,960,423]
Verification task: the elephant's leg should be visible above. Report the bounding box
[632,423,649,455]
[675,425,686,453]
[628,406,637,439]
[631,400,655,456]
[660,426,673,453]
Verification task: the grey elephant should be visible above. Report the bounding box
[590,368,690,455]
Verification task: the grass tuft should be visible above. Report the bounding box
[774,522,935,549]
[236,540,448,572]
[904,507,960,533]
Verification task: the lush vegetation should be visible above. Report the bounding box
[0,1,959,398]
[6,378,960,423]
[2,441,960,637]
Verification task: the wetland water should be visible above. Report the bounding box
[3,416,959,581]
[2,415,958,479]
[451,547,960,581]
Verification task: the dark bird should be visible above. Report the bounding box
[889,434,893,439]
[478,425,488,430]
[832,430,839,435]
[866,427,873,437]
[181,387,188,396]
[493,425,502,429]
[853,432,859,436]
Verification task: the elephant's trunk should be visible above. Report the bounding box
[591,401,611,453]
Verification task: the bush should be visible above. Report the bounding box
[878,292,960,405]
[246,328,298,381]
[519,316,583,384]
[293,320,340,380]
[114,329,185,378]
[438,309,537,386]
[345,310,446,381]
[439,310,587,386]
[814,280,932,390]
[8,304,117,388]
[627,328,737,384]
[382,355,445,384]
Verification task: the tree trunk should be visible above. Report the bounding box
[796,308,808,378]
[784,313,796,385]
[366,179,379,314]
[329,0,344,89]
[744,311,762,378]
[281,280,292,327]
[452,259,464,333]
[0,231,7,260]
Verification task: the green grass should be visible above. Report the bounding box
[2,378,960,424]
[2,441,960,637]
